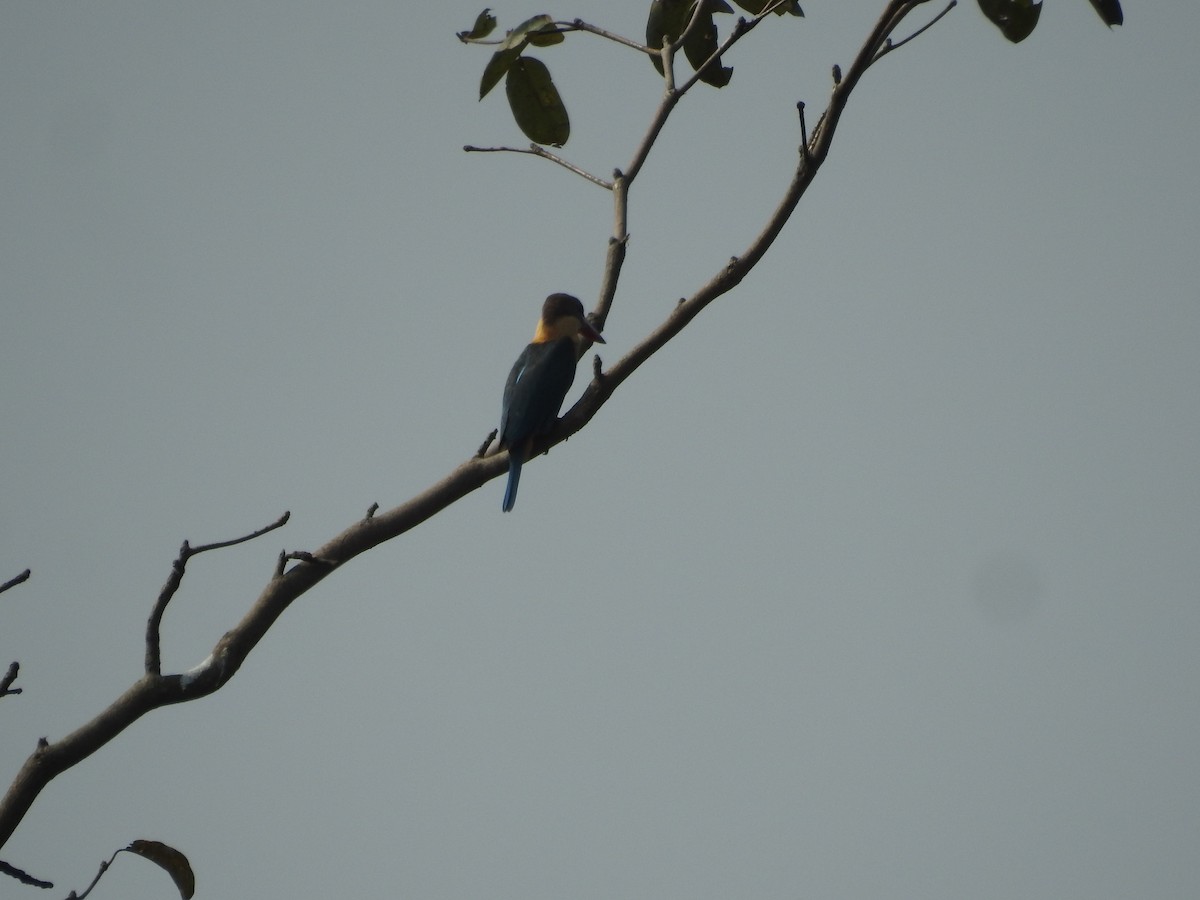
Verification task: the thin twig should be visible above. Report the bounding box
[875,0,956,61]
[145,512,291,676]
[563,19,655,56]
[0,858,52,889]
[463,144,612,189]
[0,570,30,596]
[66,850,120,899]
[0,663,19,698]
[189,511,292,555]
[476,429,498,458]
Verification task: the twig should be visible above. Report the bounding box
[476,429,498,458]
[65,850,120,899]
[0,569,30,596]
[145,512,291,676]
[875,0,956,61]
[0,858,52,889]
[797,101,810,158]
[0,663,19,698]
[563,19,655,56]
[463,144,612,189]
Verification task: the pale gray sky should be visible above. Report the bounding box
[3,2,1198,898]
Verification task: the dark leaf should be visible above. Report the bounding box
[976,0,1042,42]
[127,840,196,900]
[646,0,734,85]
[1087,0,1123,27]
[480,43,524,99]
[480,13,560,98]
[500,14,556,50]
[457,8,497,43]
[505,57,570,146]
[732,0,803,14]
[683,7,733,87]
[646,0,692,76]
[527,24,565,47]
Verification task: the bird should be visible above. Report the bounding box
[499,293,605,512]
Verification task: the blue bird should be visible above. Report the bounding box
[499,293,605,512]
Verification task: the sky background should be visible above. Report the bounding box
[2,1,1198,898]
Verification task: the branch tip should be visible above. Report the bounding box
[0,661,20,698]
[0,569,31,595]
[477,428,498,458]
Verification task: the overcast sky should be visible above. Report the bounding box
[3,2,1198,898]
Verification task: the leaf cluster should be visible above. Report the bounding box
[975,0,1122,43]
[458,1,803,147]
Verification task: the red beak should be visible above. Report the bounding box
[582,319,606,344]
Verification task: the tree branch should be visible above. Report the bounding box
[0,663,19,699]
[0,569,30,596]
[0,0,954,858]
[0,858,53,889]
[561,19,656,56]
[145,512,291,677]
[462,144,612,188]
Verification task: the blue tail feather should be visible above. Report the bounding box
[502,453,523,512]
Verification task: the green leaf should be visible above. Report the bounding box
[126,840,196,900]
[480,13,561,98]
[505,57,570,146]
[732,0,804,15]
[976,0,1042,42]
[646,0,734,85]
[683,7,733,87]
[457,8,497,43]
[480,43,524,99]
[646,0,691,76]
[1087,0,1123,27]
[527,24,565,47]
[500,14,555,50]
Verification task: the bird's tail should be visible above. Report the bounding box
[502,452,523,512]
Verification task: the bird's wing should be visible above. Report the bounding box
[500,339,577,447]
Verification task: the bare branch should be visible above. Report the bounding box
[463,144,612,188]
[64,849,119,899]
[476,428,498,458]
[145,512,291,676]
[0,569,30,596]
[875,0,957,61]
[562,19,655,56]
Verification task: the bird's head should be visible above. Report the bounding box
[532,293,606,346]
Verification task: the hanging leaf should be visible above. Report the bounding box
[480,43,524,99]
[505,57,570,146]
[126,840,196,900]
[457,9,497,43]
[732,0,804,15]
[683,6,733,87]
[500,14,556,50]
[1087,0,1123,27]
[646,0,734,85]
[646,0,690,76]
[527,24,565,47]
[976,0,1042,42]
[480,14,561,99]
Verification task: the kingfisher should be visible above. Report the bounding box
[499,293,605,512]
